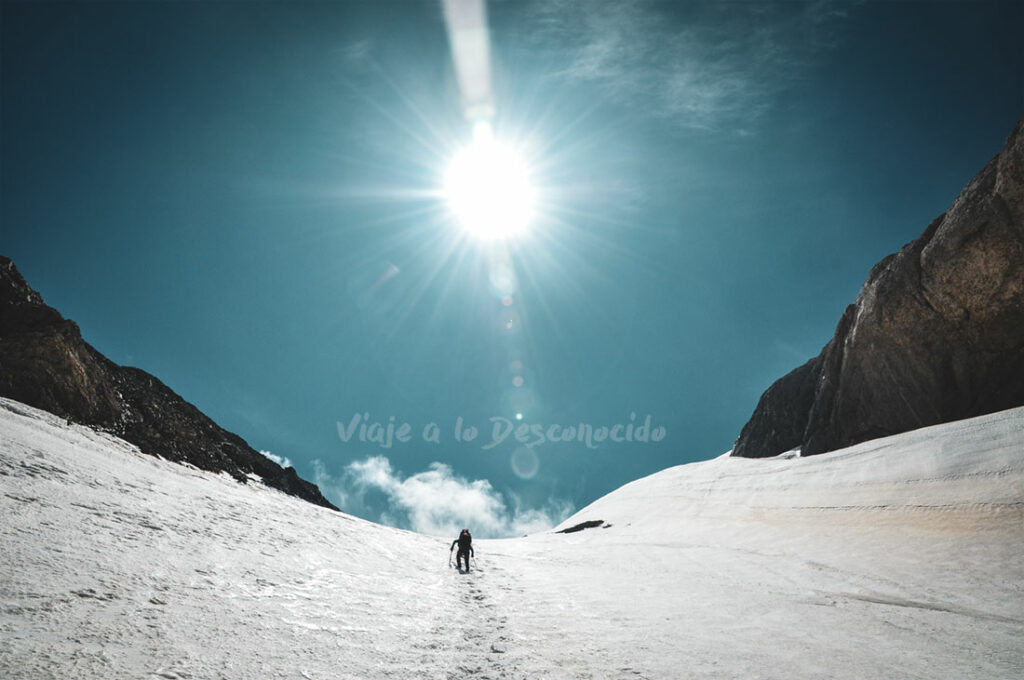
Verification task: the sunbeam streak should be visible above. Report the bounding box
[442,0,495,122]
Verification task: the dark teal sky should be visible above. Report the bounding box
[3,1,1022,535]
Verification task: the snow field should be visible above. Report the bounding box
[2,397,1023,679]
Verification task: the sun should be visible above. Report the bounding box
[444,122,535,240]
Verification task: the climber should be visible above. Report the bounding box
[450,528,474,572]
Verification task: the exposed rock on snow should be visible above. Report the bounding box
[554,519,606,533]
[0,256,336,510]
[734,114,1024,458]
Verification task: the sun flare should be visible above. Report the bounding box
[444,122,535,240]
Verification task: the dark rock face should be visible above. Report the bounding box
[734,115,1024,458]
[731,357,820,459]
[0,256,338,510]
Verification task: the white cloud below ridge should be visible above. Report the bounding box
[313,456,573,538]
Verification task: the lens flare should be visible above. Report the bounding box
[510,446,539,479]
[444,122,535,240]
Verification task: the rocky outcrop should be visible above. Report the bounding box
[731,357,820,459]
[0,256,338,510]
[555,520,608,534]
[734,114,1024,458]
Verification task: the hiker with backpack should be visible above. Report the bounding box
[450,528,474,572]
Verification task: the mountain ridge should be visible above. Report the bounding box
[0,256,338,510]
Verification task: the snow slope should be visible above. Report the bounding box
[2,397,1022,679]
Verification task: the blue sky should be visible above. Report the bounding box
[3,0,1022,536]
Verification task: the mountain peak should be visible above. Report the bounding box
[0,257,338,510]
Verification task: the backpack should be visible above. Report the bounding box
[458,530,472,551]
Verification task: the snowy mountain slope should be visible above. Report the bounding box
[2,397,1022,679]
[560,405,1024,529]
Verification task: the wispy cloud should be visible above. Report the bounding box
[259,450,292,468]
[312,456,573,538]
[525,0,857,133]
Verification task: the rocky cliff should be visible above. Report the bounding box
[734,114,1024,458]
[0,256,338,510]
